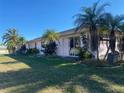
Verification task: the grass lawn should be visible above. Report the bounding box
[0,55,124,93]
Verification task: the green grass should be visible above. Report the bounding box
[0,55,124,93]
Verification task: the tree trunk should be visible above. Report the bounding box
[103,30,116,61]
[109,30,116,53]
[103,45,110,60]
[90,27,99,60]
[103,30,116,60]
[121,35,124,60]
[12,46,16,55]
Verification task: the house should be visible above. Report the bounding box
[26,28,120,58]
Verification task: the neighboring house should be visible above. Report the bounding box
[26,28,120,58]
[0,46,9,54]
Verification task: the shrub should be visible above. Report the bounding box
[26,48,39,55]
[41,42,57,55]
[17,45,27,54]
[79,48,92,60]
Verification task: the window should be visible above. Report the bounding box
[69,37,80,56]
[70,37,80,48]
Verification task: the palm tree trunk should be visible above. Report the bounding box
[120,52,123,60]
[121,35,124,60]
[104,30,116,60]
[97,47,99,60]
[12,46,16,55]
[119,36,123,60]
[103,45,110,60]
[97,30,100,60]
[90,26,99,60]
[109,30,116,53]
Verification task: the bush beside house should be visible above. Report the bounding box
[26,48,40,55]
[41,42,57,56]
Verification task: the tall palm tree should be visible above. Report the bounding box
[115,24,124,60]
[103,14,124,59]
[42,29,59,44]
[2,28,19,54]
[74,1,109,59]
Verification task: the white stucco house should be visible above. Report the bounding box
[26,28,120,58]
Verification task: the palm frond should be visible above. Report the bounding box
[2,28,19,46]
[96,3,110,16]
[92,0,100,14]
[42,29,59,44]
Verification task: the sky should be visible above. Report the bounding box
[0,0,124,42]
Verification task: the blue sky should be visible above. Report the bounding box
[0,0,124,42]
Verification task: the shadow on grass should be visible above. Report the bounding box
[0,61,21,64]
[0,54,124,93]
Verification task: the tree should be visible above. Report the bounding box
[103,14,124,60]
[18,36,26,45]
[6,41,14,53]
[118,24,124,60]
[74,1,109,59]
[16,36,27,54]
[42,29,59,55]
[2,28,19,54]
[42,29,59,44]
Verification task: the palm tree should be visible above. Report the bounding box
[6,41,15,53]
[42,29,60,55]
[18,36,26,46]
[103,14,124,60]
[2,28,19,54]
[74,1,109,59]
[117,24,124,60]
[42,29,59,44]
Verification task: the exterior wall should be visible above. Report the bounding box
[35,41,41,50]
[26,40,44,54]
[25,28,87,56]
[99,41,120,59]
[26,28,121,58]
[26,41,40,49]
[26,33,82,57]
[99,41,108,59]
[26,44,29,49]
[57,37,70,56]
[36,41,44,54]
[56,33,120,58]
[56,33,81,57]
[30,42,36,48]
